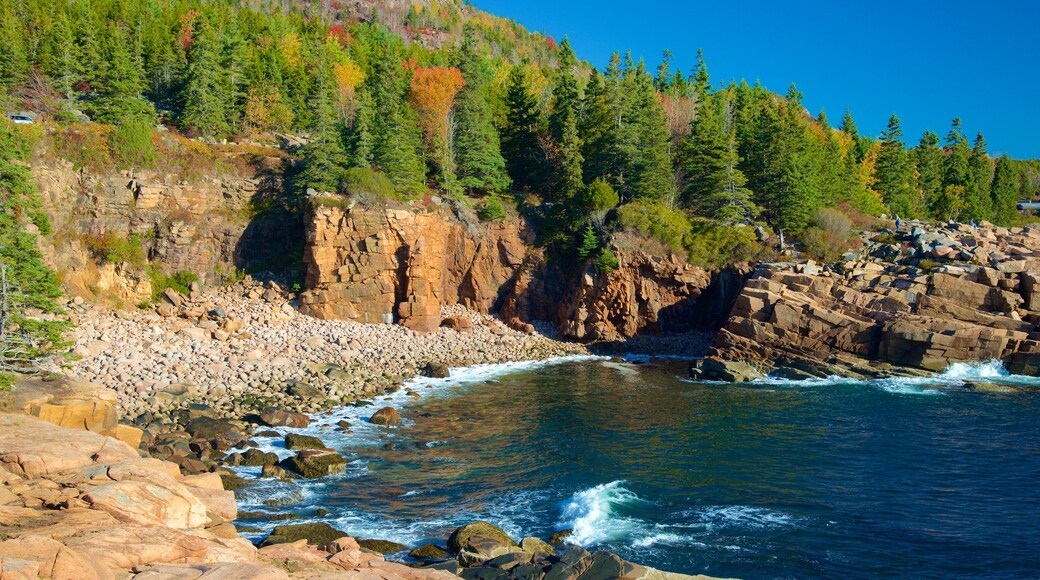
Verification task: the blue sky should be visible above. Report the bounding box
[474,0,1040,159]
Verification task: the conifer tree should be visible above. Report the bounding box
[962,132,993,222]
[181,21,230,136]
[0,6,28,94]
[295,51,348,194]
[548,37,580,143]
[943,118,970,189]
[501,65,544,191]
[990,155,1018,227]
[346,89,375,168]
[452,32,510,194]
[875,114,918,217]
[627,65,674,202]
[914,130,944,219]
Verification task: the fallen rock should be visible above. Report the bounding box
[447,521,518,554]
[421,362,450,379]
[256,408,310,429]
[283,433,327,451]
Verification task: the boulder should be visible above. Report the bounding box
[520,536,555,556]
[440,315,473,333]
[548,529,573,545]
[278,450,347,479]
[369,407,401,427]
[256,408,310,429]
[409,543,450,561]
[447,521,518,554]
[259,523,348,547]
[421,362,450,379]
[284,433,327,451]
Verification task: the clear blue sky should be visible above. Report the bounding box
[475,0,1040,159]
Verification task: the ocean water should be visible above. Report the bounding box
[236,357,1040,579]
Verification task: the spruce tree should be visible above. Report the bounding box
[548,37,580,143]
[452,32,509,194]
[943,118,970,189]
[295,52,348,195]
[181,21,230,136]
[501,65,544,191]
[681,92,727,211]
[990,155,1018,227]
[962,132,993,222]
[628,65,674,202]
[914,130,944,219]
[0,6,28,94]
[346,89,375,169]
[875,114,918,217]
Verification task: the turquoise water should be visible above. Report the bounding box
[238,357,1040,579]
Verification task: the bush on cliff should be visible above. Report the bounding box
[799,208,858,263]
[684,221,768,269]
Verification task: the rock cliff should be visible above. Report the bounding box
[31,152,296,306]
[299,203,530,332]
[696,222,1040,380]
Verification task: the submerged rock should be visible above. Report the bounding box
[548,529,573,545]
[369,407,401,427]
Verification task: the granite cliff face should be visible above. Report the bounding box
[32,154,295,305]
[297,203,734,341]
[696,222,1040,380]
[298,204,530,333]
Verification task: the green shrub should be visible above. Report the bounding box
[148,267,198,301]
[596,248,619,273]
[340,167,402,203]
[110,119,158,168]
[684,221,766,268]
[0,372,15,392]
[83,232,147,267]
[616,201,691,252]
[478,195,508,222]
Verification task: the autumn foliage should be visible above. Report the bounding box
[408,66,465,154]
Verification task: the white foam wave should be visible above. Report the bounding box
[558,480,645,546]
[687,505,797,530]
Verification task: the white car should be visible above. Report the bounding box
[6,114,33,124]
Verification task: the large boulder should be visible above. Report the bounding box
[357,539,408,554]
[369,407,401,427]
[278,450,347,479]
[447,521,518,554]
[256,408,310,429]
[284,433,327,451]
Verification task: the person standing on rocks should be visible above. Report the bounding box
[895,215,901,233]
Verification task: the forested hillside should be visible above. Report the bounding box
[2,0,1039,272]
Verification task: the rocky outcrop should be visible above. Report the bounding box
[32,153,295,305]
[554,253,718,342]
[299,204,529,331]
[702,224,1040,378]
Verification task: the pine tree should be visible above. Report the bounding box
[840,108,867,163]
[0,5,29,94]
[681,92,727,211]
[374,102,427,196]
[452,32,509,194]
[991,155,1018,226]
[962,132,993,222]
[577,223,598,262]
[346,89,375,168]
[501,65,544,191]
[181,21,230,136]
[875,114,918,217]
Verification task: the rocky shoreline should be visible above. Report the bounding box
[0,281,721,579]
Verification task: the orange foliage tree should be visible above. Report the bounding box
[408,66,465,177]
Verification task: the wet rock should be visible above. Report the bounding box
[357,539,408,554]
[259,522,347,547]
[237,448,279,466]
[422,362,451,378]
[284,433,327,451]
[288,381,324,400]
[520,537,554,556]
[690,358,763,382]
[410,543,450,560]
[260,464,291,479]
[369,407,401,427]
[547,529,573,545]
[278,449,347,479]
[256,408,310,428]
[448,521,518,554]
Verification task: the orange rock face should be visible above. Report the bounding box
[299,206,529,332]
